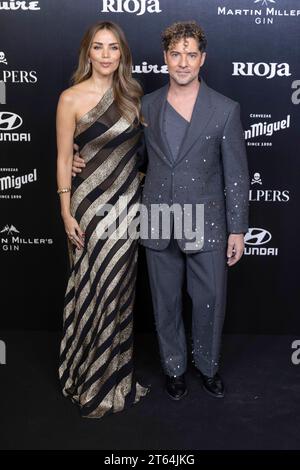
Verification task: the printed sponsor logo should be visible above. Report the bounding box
[245,113,291,147]
[0,111,31,142]
[217,0,300,25]
[0,168,38,199]
[0,224,53,252]
[0,1,40,10]
[101,0,161,15]
[232,62,291,79]
[244,227,278,256]
[132,62,168,74]
[0,51,37,84]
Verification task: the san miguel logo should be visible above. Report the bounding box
[245,112,292,149]
[245,114,291,141]
[217,0,300,25]
[0,168,37,195]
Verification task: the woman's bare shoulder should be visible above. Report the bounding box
[59,82,89,108]
[58,86,78,107]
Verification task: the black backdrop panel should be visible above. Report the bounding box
[0,0,299,333]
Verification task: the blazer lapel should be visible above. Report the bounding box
[175,78,216,166]
[148,84,173,167]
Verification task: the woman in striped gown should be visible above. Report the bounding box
[56,21,149,418]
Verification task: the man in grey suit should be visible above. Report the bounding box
[139,21,249,400]
[72,21,249,401]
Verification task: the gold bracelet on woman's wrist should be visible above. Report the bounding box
[57,187,71,195]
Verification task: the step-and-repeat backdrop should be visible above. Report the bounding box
[1,0,299,332]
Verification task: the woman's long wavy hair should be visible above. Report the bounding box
[72,21,143,125]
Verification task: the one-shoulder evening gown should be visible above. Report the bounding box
[59,88,149,418]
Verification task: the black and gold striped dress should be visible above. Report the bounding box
[59,88,148,418]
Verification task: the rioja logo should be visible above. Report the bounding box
[101,0,161,15]
[233,62,291,79]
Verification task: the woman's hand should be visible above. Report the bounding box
[138,171,145,182]
[72,144,86,177]
[63,213,85,250]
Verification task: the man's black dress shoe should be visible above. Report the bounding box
[199,372,225,398]
[165,374,188,401]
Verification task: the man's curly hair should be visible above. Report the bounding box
[162,21,207,53]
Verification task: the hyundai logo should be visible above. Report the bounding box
[0,112,23,130]
[245,228,272,246]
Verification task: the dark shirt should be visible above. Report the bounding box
[164,101,189,162]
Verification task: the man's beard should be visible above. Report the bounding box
[171,73,198,87]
